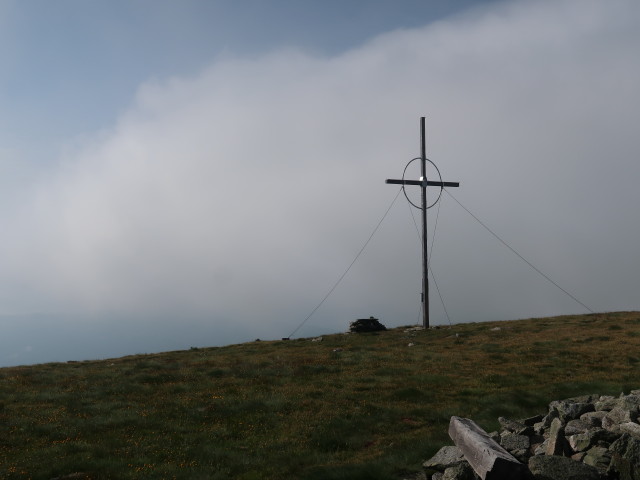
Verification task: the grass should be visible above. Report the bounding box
[1,311,639,479]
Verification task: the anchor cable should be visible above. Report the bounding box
[444,189,594,313]
[287,187,403,339]
[427,198,452,324]
[429,265,452,326]
[407,201,424,325]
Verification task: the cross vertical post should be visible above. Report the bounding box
[420,117,429,328]
[385,117,460,328]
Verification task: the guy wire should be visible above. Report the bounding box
[444,189,594,313]
[287,187,403,339]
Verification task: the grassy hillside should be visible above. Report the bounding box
[1,312,639,479]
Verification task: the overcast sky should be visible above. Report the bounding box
[1,0,639,367]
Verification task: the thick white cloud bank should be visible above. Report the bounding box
[2,0,640,365]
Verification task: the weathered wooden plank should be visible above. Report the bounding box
[448,416,527,480]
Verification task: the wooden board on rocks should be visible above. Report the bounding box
[448,416,527,480]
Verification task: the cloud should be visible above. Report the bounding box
[2,0,639,351]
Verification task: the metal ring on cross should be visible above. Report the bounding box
[402,157,444,210]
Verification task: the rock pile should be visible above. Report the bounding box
[423,390,640,479]
[349,316,387,333]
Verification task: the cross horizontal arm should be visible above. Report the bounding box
[386,179,460,188]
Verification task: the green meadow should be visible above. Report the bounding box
[1,312,639,479]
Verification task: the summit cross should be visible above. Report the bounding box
[385,117,460,328]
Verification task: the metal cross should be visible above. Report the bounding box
[385,117,460,328]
